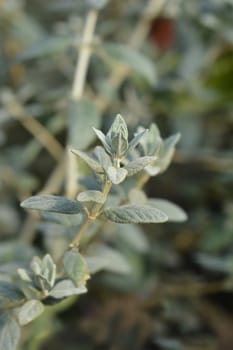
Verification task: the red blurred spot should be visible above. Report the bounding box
[149,17,175,50]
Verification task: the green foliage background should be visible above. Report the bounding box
[0,0,233,349]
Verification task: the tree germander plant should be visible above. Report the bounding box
[0,114,187,349]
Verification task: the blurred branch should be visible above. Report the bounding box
[95,0,167,112]
[1,90,63,162]
[175,150,233,172]
[66,9,98,199]
[145,279,228,308]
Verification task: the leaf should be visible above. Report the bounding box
[142,124,161,156]
[115,224,149,253]
[195,253,229,273]
[49,280,87,299]
[128,129,148,152]
[0,281,24,305]
[103,205,168,224]
[103,43,157,85]
[18,300,44,326]
[40,254,56,289]
[68,98,101,149]
[87,245,131,274]
[145,133,180,176]
[77,190,105,203]
[85,256,108,274]
[0,313,20,350]
[125,156,157,176]
[21,195,83,214]
[158,133,181,173]
[107,114,128,141]
[106,166,128,184]
[18,36,74,60]
[107,114,128,158]
[72,149,103,173]
[148,199,187,222]
[94,146,112,171]
[93,128,112,154]
[63,250,89,287]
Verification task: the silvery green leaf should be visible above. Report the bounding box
[18,35,74,60]
[128,129,148,152]
[85,256,108,274]
[40,254,56,289]
[103,43,157,85]
[107,114,128,158]
[144,164,160,176]
[72,149,103,173]
[17,268,32,282]
[77,190,105,204]
[93,128,112,154]
[163,133,181,156]
[106,166,128,184]
[0,281,24,305]
[146,124,162,156]
[18,300,44,326]
[63,250,89,287]
[87,245,131,274]
[68,98,101,149]
[125,156,157,176]
[115,224,149,253]
[94,146,112,171]
[0,313,20,350]
[128,189,147,205]
[17,280,41,300]
[30,256,42,275]
[158,133,181,173]
[107,114,128,141]
[137,124,161,156]
[21,195,83,214]
[148,199,187,222]
[195,254,229,273]
[49,280,87,299]
[104,205,168,224]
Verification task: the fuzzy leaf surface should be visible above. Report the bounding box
[21,195,83,214]
[125,156,157,176]
[148,199,187,222]
[0,313,20,350]
[104,205,168,224]
[106,166,128,184]
[63,250,89,287]
[18,300,44,325]
[49,280,87,299]
[72,149,103,173]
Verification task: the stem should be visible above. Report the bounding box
[1,91,63,162]
[66,9,98,199]
[69,179,112,248]
[136,172,150,190]
[72,10,98,100]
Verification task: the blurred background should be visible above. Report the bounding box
[0,0,233,349]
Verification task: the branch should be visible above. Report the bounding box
[66,9,98,199]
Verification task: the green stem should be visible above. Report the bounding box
[69,179,112,248]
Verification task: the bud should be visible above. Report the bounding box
[107,114,128,159]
